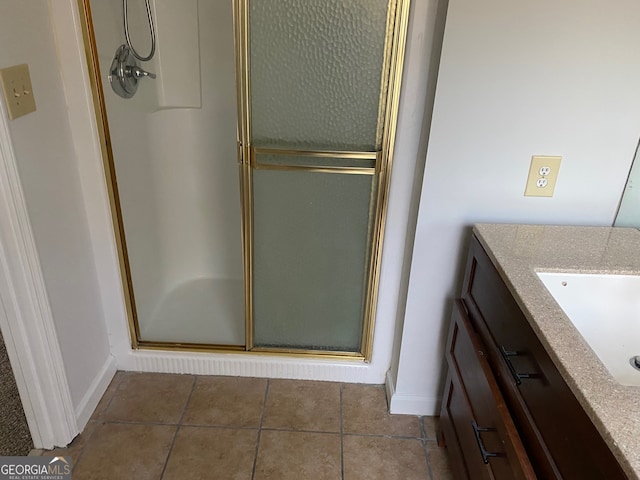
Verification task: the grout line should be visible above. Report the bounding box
[260,426,341,435]
[171,422,260,431]
[158,374,197,479]
[259,379,269,428]
[109,371,126,393]
[420,417,435,480]
[97,371,126,420]
[158,426,181,480]
[250,377,270,480]
[340,383,345,480]
[97,418,266,430]
[342,431,425,441]
[53,371,128,467]
[99,419,183,427]
[58,420,97,468]
[112,370,127,387]
[177,375,198,425]
[71,420,102,468]
[424,440,435,480]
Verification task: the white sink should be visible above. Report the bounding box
[536,272,640,387]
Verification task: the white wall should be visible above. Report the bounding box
[0,2,112,417]
[384,0,447,412]
[391,0,640,414]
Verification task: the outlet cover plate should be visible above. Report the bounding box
[524,155,561,197]
[0,64,36,120]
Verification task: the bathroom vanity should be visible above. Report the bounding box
[439,224,640,479]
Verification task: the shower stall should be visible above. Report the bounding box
[80,0,409,359]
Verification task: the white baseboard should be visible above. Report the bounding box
[386,370,440,415]
[74,355,117,431]
[385,369,397,410]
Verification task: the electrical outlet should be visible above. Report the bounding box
[525,155,561,197]
[0,64,36,120]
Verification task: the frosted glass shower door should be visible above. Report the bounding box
[252,157,377,352]
[241,0,398,353]
[249,0,390,151]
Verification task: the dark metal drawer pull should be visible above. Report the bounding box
[499,345,537,385]
[471,421,500,464]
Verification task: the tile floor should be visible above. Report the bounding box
[36,372,454,480]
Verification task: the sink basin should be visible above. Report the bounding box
[536,272,640,387]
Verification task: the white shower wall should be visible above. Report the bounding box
[91,0,244,344]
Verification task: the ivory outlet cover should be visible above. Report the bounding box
[0,64,36,120]
[524,155,562,197]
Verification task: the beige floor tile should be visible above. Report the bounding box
[71,423,175,480]
[42,421,99,463]
[44,374,455,480]
[163,426,257,480]
[254,430,341,480]
[90,371,125,421]
[262,379,341,432]
[342,384,421,437]
[426,441,455,480]
[182,376,267,428]
[104,372,194,424]
[423,416,440,440]
[343,435,429,480]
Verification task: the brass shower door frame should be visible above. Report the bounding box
[76,0,410,359]
[77,0,140,349]
[235,0,411,360]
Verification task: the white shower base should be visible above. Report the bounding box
[141,278,244,345]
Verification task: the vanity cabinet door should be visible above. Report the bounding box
[440,300,536,480]
[462,236,628,480]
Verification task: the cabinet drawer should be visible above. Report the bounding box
[440,300,535,480]
[462,236,627,479]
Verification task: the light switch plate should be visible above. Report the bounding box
[0,64,36,120]
[524,155,561,197]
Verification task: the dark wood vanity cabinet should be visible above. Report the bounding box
[439,235,628,480]
[441,299,536,479]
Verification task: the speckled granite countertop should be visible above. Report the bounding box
[473,224,640,479]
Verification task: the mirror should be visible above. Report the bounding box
[615,139,640,227]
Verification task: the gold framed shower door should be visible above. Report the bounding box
[76,0,411,360]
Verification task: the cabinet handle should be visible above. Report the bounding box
[499,345,537,385]
[471,421,500,464]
